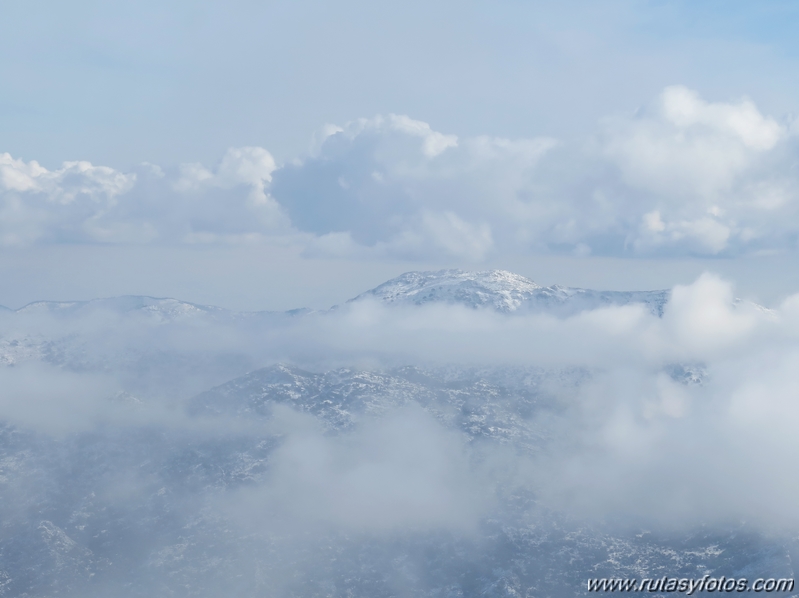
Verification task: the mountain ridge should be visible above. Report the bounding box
[2,269,673,318]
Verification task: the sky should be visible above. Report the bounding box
[3,0,799,309]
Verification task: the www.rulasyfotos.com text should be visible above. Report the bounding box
[587,576,795,593]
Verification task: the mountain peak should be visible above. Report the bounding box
[349,269,670,316]
[349,269,543,313]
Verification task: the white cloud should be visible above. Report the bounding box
[599,86,798,254]
[271,115,554,260]
[387,114,459,158]
[418,210,493,260]
[0,362,119,435]
[274,91,798,259]
[175,146,277,203]
[660,85,782,151]
[662,273,760,356]
[0,153,139,245]
[233,404,491,534]
[334,114,460,159]
[0,148,288,246]
[2,87,799,257]
[602,86,784,199]
[0,153,136,201]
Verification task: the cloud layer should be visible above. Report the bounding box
[5,270,799,595]
[3,271,799,531]
[2,86,799,258]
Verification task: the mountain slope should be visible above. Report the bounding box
[0,363,788,597]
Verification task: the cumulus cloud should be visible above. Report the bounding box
[269,92,799,258]
[3,87,799,257]
[0,153,138,245]
[597,85,799,254]
[603,85,783,199]
[173,146,278,206]
[273,114,552,260]
[0,147,289,246]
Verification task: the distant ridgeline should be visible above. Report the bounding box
[0,268,673,319]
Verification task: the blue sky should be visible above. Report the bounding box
[3,0,799,309]
[4,0,799,168]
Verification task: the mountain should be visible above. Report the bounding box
[189,363,579,448]
[3,269,672,322]
[350,269,543,312]
[350,269,671,316]
[0,269,791,597]
[0,269,694,389]
[1,363,791,597]
[14,295,229,321]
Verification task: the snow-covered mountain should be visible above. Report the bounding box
[13,295,229,321]
[350,269,671,316]
[0,270,674,374]
[2,269,671,323]
[189,363,581,449]
[1,363,792,597]
[350,269,544,312]
[2,270,788,597]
